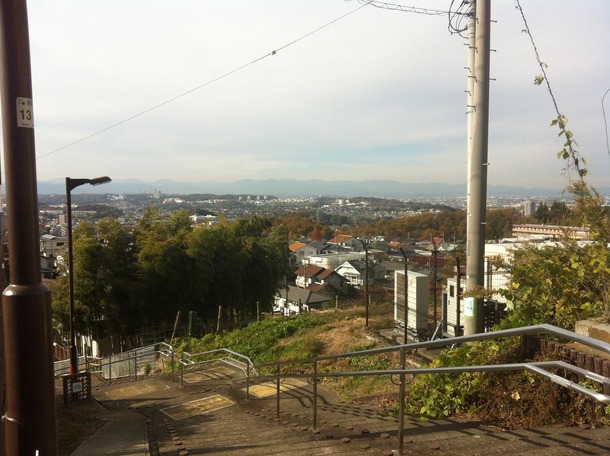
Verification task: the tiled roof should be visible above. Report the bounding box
[289,241,307,252]
[294,264,326,278]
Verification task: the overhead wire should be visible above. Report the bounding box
[447,0,472,38]
[602,89,610,159]
[39,1,463,161]
[37,3,370,160]
[345,0,451,16]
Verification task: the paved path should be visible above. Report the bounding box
[71,365,610,455]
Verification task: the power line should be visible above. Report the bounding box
[602,89,610,159]
[37,4,369,160]
[346,0,455,16]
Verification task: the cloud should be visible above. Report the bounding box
[0,0,606,192]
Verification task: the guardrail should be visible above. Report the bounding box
[250,324,610,456]
[179,348,257,386]
[55,341,176,384]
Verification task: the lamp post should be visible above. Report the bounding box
[358,239,369,328]
[66,176,111,375]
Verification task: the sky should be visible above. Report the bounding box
[4,0,610,191]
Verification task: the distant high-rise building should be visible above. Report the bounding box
[523,200,536,217]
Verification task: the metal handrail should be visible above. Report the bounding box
[56,342,176,383]
[249,324,610,456]
[179,348,257,386]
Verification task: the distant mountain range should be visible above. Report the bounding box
[37,178,605,199]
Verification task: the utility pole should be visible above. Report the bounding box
[0,0,58,454]
[464,0,491,336]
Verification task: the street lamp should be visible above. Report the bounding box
[66,176,111,375]
[358,239,369,328]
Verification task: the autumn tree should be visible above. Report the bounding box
[309,223,323,241]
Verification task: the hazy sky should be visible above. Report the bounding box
[6,0,610,190]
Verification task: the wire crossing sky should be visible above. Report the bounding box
[5,0,609,191]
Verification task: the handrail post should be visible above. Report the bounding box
[134,348,138,381]
[276,364,281,419]
[181,354,184,387]
[109,354,112,385]
[313,358,318,430]
[398,346,407,455]
[246,362,251,401]
[171,350,175,382]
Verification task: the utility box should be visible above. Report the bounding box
[443,276,465,337]
[394,269,428,332]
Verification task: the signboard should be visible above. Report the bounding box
[72,381,83,393]
[464,297,474,317]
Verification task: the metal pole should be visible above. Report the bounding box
[67,179,78,375]
[456,257,462,336]
[398,346,407,456]
[359,239,369,327]
[433,241,438,326]
[312,359,318,430]
[399,247,409,343]
[465,0,491,335]
[246,363,250,401]
[181,354,184,387]
[276,364,281,419]
[0,0,58,453]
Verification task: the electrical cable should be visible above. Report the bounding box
[346,0,452,16]
[37,3,369,160]
[447,0,472,38]
[602,89,610,159]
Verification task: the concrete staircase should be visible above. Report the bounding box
[89,365,610,456]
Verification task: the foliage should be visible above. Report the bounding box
[406,338,519,419]
[500,239,610,329]
[173,313,329,366]
[52,210,291,339]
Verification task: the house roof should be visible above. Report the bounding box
[294,264,326,278]
[307,282,340,294]
[316,268,339,280]
[289,241,307,252]
[307,240,330,250]
[277,286,330,305]
[328,234,353,244]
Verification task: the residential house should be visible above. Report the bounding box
[294,265,347,297]
[289,240,331,265]
[335,260,373,288]
[327,234,359,249]
[294,264,326,288]
[40,234,67,259]
[308,252,365,269]
[274,285,332,315]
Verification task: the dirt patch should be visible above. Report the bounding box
[56,396,106,456]
[316,316,377,355]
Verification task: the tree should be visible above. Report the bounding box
[133,208,200,325]
[94,218,141,336]
[309,223,323,241]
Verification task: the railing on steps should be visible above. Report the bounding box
[55,341,177,384]
[179,348,257,386]
[61,325,610,455]
[250,324,610,456]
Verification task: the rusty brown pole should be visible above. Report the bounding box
[0,0,58,454]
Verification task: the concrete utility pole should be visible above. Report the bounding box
[0,0,59,454]
[464,0,491,336]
